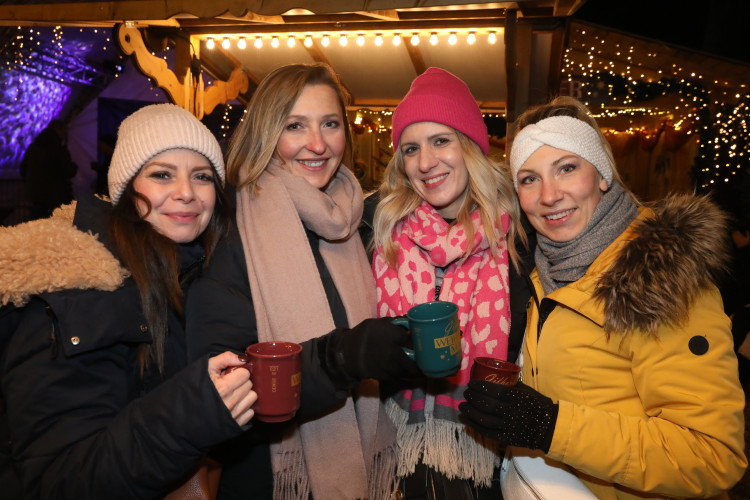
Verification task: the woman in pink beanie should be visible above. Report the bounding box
[369,67,530,498]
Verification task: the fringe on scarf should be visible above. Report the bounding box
[368,441,400,500]
[272,449,310,500]
[385,399,499,488]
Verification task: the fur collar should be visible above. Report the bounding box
[593,194,730,336]
[0,202,128,307]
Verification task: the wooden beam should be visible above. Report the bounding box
[116,24,249,118]
[116,24,187,108]
[203,67,250,115]
[504,10,533,142]
[404,39,426,77]
[303,39,355,101]
[179,18,506,35]
[355,10,399,21]
[214,12,284,24]
[0,2,565,27]
[197,36,256,105]
[303,39,331,66]
[553,0,587,17]
[546,21,567,99]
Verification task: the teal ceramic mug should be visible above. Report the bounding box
[393,301,462,377]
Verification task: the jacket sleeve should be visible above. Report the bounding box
[185,225,348,417]
[548,288,747,497]
[2,299,243,500]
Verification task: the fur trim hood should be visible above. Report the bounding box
[0,202,128,307]
[593,194,730,336]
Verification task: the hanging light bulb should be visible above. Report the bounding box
[339,33,348,46]
[356,33,365,46]
[467,32,476,45]
[488,31,497,44]
[271,36,279,48]
[410,33,419,46]
[321,34,330,47]
[304,35,313,47]
[448,32,457,45]
[429,33,438,45]
[206,37,215,50]
[393,33,401,46]
[254,36,263,48]
[374,33,383,46]
[221,37,230,49]
[237,37,247,49]
[287,35,295,47]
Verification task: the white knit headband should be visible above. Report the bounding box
[510,115,613,190]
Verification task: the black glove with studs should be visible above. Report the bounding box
[459,380,559,453]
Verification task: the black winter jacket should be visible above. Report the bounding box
[185,221,359,499]
[0,195,243,499]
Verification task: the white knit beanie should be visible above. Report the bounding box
[108,103,225,204]
[510,115,613,190]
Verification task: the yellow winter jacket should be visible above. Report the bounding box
[521,195,747,499]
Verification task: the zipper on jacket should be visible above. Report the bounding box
[525,275,557,340]
[43,302,59,359]
[537,298,556,340]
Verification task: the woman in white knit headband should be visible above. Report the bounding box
[1,103,259,499]
[460,96,747,499]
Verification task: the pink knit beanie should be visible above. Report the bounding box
[392,67,489,154]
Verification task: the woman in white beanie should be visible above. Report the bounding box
[1,103,258,499]
[460,96,747,499]
[185,63,421,500]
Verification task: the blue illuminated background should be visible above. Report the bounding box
[0,26,116,177]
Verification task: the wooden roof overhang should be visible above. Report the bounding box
[0,1,587,125]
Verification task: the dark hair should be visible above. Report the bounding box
[108,168,231,375]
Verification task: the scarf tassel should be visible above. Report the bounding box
[368,442,400,500]
[272,449,310,500]
[386,399,499,488]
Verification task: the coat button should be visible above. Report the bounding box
[70,336,80,345]
[140,324,148,332]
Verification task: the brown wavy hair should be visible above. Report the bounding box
[108,166,231,375]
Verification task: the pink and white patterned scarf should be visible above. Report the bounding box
[373,201,511,486]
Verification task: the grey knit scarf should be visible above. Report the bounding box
[535,181,638,294]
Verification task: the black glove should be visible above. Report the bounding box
[459,381,559,453]
[319,318,422,388]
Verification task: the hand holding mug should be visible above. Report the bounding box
[241,341,302,423]
[209,351,257,426]
[392,301,462,377]
[470,357,521,387]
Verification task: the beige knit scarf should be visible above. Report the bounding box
[236,163,398,500]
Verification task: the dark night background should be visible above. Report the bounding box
[573,0,750,65]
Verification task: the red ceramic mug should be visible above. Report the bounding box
[242,341,302,423]
[470,357,521,387]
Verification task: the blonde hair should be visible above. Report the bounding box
[225,63,353,192]
[510,96,637,202]
[373,130,526,270]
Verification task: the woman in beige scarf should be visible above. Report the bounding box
[185,63,421,500]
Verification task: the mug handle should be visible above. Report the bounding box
[228,354,253,376]
[392,317,415,360]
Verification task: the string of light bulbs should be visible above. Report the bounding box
[203,30,499,50]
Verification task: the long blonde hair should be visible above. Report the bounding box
[372,130,525,270]
[225,63,353,192]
